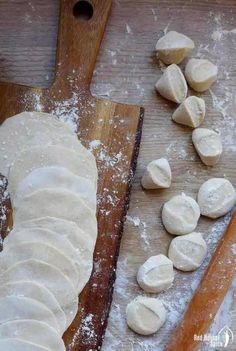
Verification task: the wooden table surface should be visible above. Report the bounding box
[0,1,236,350]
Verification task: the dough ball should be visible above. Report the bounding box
[168,232,207,271]
[197,178,236,218]
[172,96,205,128]
[192,128,222,166]
[155,31,194,65]
[155,64,188,103]
[162,193,200,235]
[185,58,218,92]
[141,158,172,189]
[126,296,166,335]
[137,254,174,293]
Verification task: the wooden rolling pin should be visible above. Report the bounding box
[166,212,236,351]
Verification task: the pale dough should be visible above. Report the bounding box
[155,31,194,64]
[197,178,236,218]
[126,296,166,335]
[137,254,174,293]
[141,158,172,189]
[192,128,222,166]
[162,193,200,235]
[155,64,188,103]
[172,96,205,128]
[0,339,50,351]
[168,232,207,271]
[185,58,218,92]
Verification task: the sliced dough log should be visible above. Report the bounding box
[0,320,65,351]
[13,166,96,212]
[0,296,59,333]
[8,145,97,196]
[0,241,79,290]
[0,259,78,329]
[0,281,66,333]
[0,339,50,351]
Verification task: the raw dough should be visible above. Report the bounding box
[162,193,200,235]
[168,232,207,271]
[137,254,174,293]
[0,320,65,351]
[0,281,66,333]
[172,96,205,128]
[126,296,166,335]
[155,31,194,64]
[155,64,188,103]
[197,178,236,218]
[192,128,222,166]
[141,158,172,189]
[185,58,218,92]
[0,339,50,351]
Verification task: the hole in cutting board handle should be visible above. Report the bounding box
[73,1,94,21]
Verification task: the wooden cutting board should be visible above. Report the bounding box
[0,0,144,350]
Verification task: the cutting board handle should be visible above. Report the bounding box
[52,0,112,94]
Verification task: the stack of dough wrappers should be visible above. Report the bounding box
[0,112,98,351]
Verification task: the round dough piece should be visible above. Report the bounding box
[197,178,236,218]
[126,296,166,335]
[192,128,222,166]
[0,320,65,351]
[13,166,96,212]
[8,144,97,196]
[137,254,174,293]
[155,31,194,64]
[155,64,188,103]
[185,58,218,92]
[0,295,59,333]
[168,232,207,271]
[0,281,66,333]
[0,259,78,329]
[162,193,200,235]
[0,339,50,351]
[172,96,205,128]
[141,158,172,189]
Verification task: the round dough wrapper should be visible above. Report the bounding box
[185,58,218,92]
[168,232,207,271]
[155,64,188,103]
[0,339,50,351]
[172,96,205,128]
[137,254,174,293]
[13,166,96,212]
[0,320,65,351]
[0,259,78,329]
[126,296,166,335]
[162,193,200,235]
[0,281,66,333]
[141,158,172,189]
[0,296,59,333]
[197,178,236,218]
[155,31,194,64]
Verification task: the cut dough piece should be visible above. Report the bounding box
[126,296,166,335]
[168,232,207,271]
[172,96,205,128]
[162,193,200,235]
[137,254,174,293]
[155,64,188,103]
[0,241,79,290]
[155,31,194,64]
[0,259,78,328]
[197,178,236,218]
[141,158,172,189]
[0,339,50,351]
[0,320,65,351]
[13,166,96,212]
[0,296,59,333]
[8,145,97,196]
[185,58,218,92]
[0,281,66,333]
[192,128,222,166]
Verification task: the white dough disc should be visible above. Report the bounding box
[0,339,50,351]
[0,259,78,328]
[0,320,65,351]
[0,281,66,333]
[172,96,205,128]
[185,58,218,92]
[141,158,172,189]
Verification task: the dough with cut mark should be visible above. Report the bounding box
[141,158,172,189]
[172,96,205,128]
[185,58,218,92]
